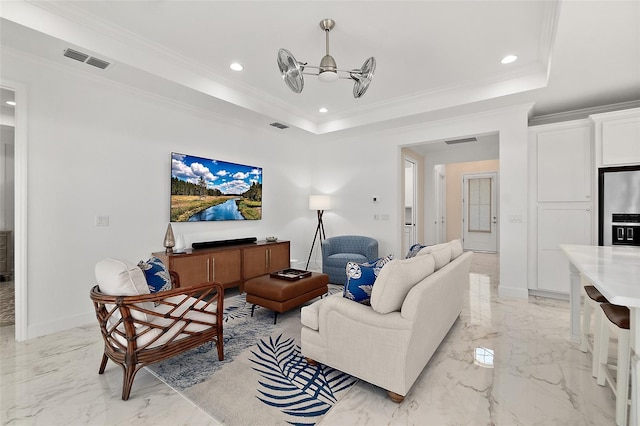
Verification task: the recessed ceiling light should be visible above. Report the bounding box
[501,55,518,64]
[318,107,328,113]
[6,101,16,106]
[230,62,244,71]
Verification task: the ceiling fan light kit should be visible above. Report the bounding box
[277,18,376,98]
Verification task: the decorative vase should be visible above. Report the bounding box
[174,233,186,252]
[163,223,175,253]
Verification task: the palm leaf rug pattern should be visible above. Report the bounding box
[147,284,355,424]
[249,334,357,425]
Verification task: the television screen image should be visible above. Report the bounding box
[171,152,262,222]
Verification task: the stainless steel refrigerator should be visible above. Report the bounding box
[599,165,640,246]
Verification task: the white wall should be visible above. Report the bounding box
[2,51,316,338]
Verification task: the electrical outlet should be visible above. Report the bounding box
[95,215,109,226]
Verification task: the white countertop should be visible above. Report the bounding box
[560,244,640,308]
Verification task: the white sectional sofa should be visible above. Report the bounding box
[301,240,472,402]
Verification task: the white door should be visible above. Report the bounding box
[463,173,498,252]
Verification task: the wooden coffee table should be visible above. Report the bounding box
[244,272,329,323]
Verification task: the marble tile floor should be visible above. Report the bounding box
[0,253,616,425]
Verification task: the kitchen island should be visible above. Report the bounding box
[561,244,640,426]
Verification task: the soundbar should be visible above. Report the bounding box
[192,237,257,250]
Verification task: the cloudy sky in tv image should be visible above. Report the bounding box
[171,153,262,195]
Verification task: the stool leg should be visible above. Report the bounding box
[592,308,603,378]
[581,298,592,353]
[251,304,256,317]
[615,330,631,426]
[597,313,610,386]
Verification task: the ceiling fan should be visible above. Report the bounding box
[277,19,376,99]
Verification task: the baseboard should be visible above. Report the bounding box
[27,311,94,340]
[528,289,569,301]
[497,285,529,299]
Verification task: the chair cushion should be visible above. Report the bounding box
[326,253,368,266]
[95,258,152,324]
[344,254,394,305]
[417,244,451,270]
[370,254,435,314]
[138,256,173,293]
[113,295,218,349]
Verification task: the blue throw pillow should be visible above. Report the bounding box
[138,256,172,293]
[405,243,426,259]
[344,254,394,305]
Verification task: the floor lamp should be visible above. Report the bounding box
[306,195,331,270]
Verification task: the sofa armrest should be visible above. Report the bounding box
[318,294,411,331]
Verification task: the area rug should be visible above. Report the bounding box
[146,285,357,425]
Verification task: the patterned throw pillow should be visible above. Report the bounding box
[405,243,426,259]
[343,254,394,305]
[138,256,173,293]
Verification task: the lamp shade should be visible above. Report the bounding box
[309,195,331,211]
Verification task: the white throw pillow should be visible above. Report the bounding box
[370,254,435,314]
[417,244,451,270]
[417,242,449,256]
[449,239,464,260]
[95,257,153,324]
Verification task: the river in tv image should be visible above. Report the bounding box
[188,198,244,221]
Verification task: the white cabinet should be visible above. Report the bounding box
[536,125,591,202]
[591,108,640,167]
[528,120,593,296]
[537,205,592,293]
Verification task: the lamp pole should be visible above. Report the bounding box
[306,209,326,270]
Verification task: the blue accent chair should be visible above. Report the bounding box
[321,235,379,285]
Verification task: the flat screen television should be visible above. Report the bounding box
[170,152,262,222]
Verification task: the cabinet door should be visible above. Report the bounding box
[211,249,242,284]
[537,126,591,202]
[170,254,210,287]
[537,205,591,293]
[601,116,640,166]
[267,242,290,273]
[243,246,269,279]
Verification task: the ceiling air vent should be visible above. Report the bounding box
[63,48,89,63]
[269,122,289,130]
[86,57,110,69]
[63,48,110,69]
[445,137,477,145]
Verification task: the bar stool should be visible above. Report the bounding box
[581,276,609,378]
[596,303,630,426]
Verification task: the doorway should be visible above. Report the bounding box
[403,158,418,254]
[0,87,15,329]
[463,172,498,252]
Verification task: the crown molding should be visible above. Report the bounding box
[529,100,640,126]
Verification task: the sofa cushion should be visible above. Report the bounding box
[138,256,173,293]
[417,244,452,270]
[344,254,394,305]
[405,243,426,259]
[449,239,464,260]
[95,258,153,324]
[370,254,436,314]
